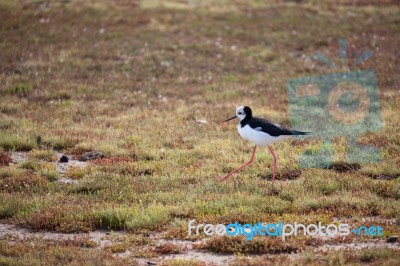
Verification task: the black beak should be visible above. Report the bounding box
[223,116,236,122]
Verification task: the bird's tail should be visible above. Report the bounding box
[291,130,312,135]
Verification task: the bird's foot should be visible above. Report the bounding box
[219,175,229,182]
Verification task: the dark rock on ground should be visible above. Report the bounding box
[36,136,42,146]
[387,236,398,243]
[59,155,69,163]
[81,151,104,161]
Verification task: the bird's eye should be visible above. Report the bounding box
[238,112,243,115]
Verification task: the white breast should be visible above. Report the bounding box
[237,124,290,146]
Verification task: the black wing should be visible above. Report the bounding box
[247,117,309,136]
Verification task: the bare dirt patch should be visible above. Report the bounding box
[10,151,87,184]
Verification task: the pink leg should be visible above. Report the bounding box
[268,145,277,182]
[220,146,257,182]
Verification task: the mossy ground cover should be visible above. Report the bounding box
[0,0,399,264]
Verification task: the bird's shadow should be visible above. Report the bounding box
[258,169,302,181]
[327,162,361,173]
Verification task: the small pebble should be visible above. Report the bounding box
[59,155,69,163]
[387,236,398,243]
[196,119,208,125]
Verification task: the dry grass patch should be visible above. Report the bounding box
[0,238,138,266]
[0,135,37,151]
[0,171,47,193]
[0,152,12,167]
[27,204,95,233]
[155,242,185,254]
[27,149,57,162]
[196,236,301,254]
[64,166,86,180]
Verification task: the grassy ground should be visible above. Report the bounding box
[0,0,399,265]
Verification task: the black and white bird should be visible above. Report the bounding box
[221,106,309,182]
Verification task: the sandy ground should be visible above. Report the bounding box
[11,151,86,184]
[0,223,233,265]
[1,223,399,265]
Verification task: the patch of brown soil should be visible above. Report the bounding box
[0,152,12,167]
[328,162,361,173]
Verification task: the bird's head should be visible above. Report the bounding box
[223,106,252,122]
